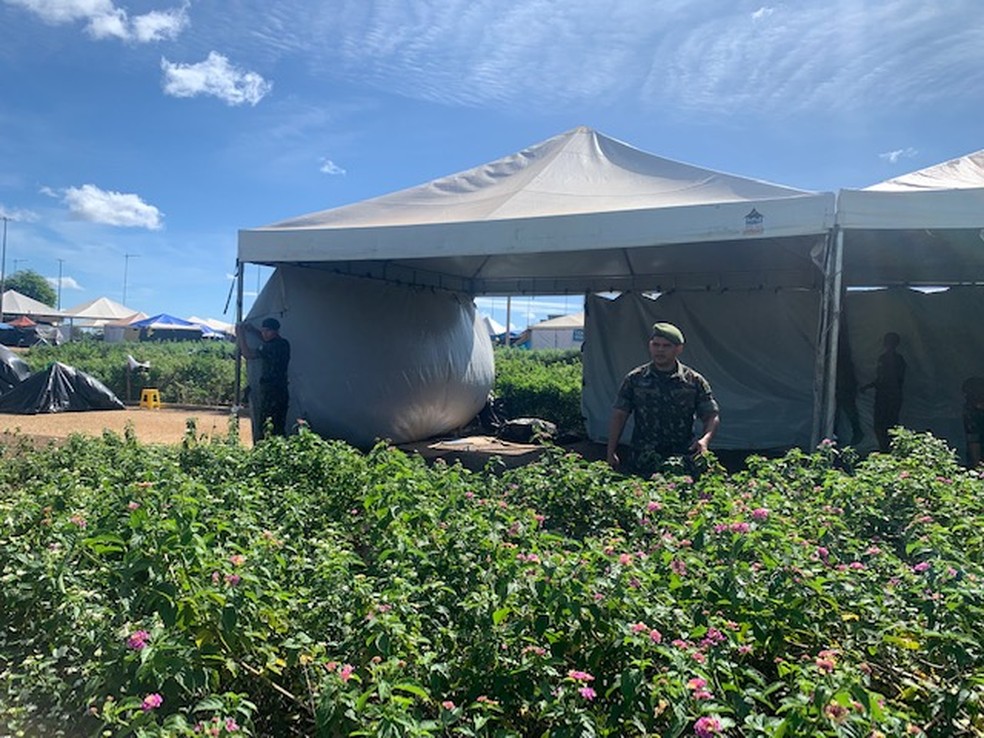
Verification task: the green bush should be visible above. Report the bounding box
[493,348,584,434]
[1,427,982,736]
[23,344,588,435]
[25,341,239,405]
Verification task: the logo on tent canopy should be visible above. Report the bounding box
[743,208,764,235]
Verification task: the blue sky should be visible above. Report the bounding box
[1,1,982,327]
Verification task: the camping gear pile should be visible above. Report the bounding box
[0,347,124,414]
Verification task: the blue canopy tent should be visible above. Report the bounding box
[129,313,221,342]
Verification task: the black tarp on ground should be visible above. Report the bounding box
[0,346,31,394]
[0,361,125,414]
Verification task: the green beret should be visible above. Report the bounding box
[650,322,684,345]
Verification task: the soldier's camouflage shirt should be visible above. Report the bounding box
[613,361,719,456]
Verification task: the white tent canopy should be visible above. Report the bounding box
[529,312,584,350]
[480,314,507,337]
[188,316,235,336]
[836,149,984,286]
[1,290,65,321]
[240,127,836,294]
[64,296,142,326]
[238,127,839,448]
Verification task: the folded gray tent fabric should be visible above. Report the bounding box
[0,361,124,414]
[0,345,31,395]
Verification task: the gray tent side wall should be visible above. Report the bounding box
[839,286,984,460]
[582,289,822,451]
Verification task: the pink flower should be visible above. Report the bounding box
[730,522,750,534]
[912,561,931,573]
[694,715,722,737]
[224,573,241,586]
[670,559,687,576]
[850,561,866,570]
[647,500,662,512]
[441,700,456,710]
[816,650,837,672]
[339,664,355,682]
[70,514,87,528]
[126,630,151,650]
[127,501,141,511]
[687,677,707,690]
[224,718,240,732]
[578,686,597,700]
[567,670,594,682]
[630,621,649,633]
[752,507,769,520]
[694,689,714,700]
[701,628,726,648]
[825,702,849,722]
[649,629,663,643]
[619,553,634,566]
[228,554,246,566]
[140,693,163,711]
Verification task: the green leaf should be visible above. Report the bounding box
[392,683,430,701]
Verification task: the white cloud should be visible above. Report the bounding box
[47,275,83,290]
[0,205,40,222]
[85,8,127,39]
[879,148,918,164]
[6,0,188,42]
[161,51,272,106]
[200,0,984,118]
[131,6,188,42]
[47,184,164,229]
[319,158,346,175]
[5,0,116,24]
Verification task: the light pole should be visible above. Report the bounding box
[57,259,64,310]
[123,253,138,305]
[0,216,8,323]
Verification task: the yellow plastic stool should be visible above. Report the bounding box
[139,388,162,409]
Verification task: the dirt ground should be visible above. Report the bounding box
[0,405,251,446]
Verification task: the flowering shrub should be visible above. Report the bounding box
[1,426,982,736]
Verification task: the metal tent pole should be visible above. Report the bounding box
[823,229,846,443]
[811,228,844,447]
[234,261,244,407]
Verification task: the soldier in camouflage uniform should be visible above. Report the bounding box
[606,322,719,477]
